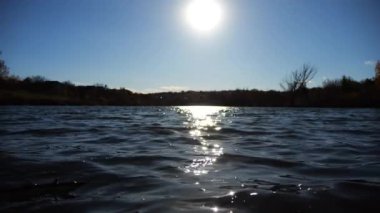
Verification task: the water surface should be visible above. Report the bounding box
[0,106,379,212]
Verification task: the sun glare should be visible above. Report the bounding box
[185,0,223,33]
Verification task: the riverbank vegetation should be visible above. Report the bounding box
[1,56,379,107]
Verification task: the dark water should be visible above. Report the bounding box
[0,106,379,212]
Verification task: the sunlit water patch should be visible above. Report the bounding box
[176,106,228,176]
[0,106,379,212]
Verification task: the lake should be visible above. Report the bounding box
[0,106,379,212]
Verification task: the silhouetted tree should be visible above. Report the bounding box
[341,75,360,92]
[280,64,317,106]
[322,79,340,89]
[376,61,380,88]
[63,81,74,86]
[280,64,316,92]
[93,83,108,89]
[24,75,48,83]
[0,52,10,79]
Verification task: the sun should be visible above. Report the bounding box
[185,0,223,33]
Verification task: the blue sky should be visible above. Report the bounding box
[0,0,379,92]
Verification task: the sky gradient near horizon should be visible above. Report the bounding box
[0,0,379,92]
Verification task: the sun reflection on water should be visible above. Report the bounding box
[176,106,228,176]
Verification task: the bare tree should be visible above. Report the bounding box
[280,64,317,92]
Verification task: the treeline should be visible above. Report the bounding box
[0,75,379,107]
[0,76,137,105]
[0,58,379,107]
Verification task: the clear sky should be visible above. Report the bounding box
[0,0,379,92]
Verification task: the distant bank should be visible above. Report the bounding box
[1,76,379,107]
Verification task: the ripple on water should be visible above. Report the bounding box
[0,106,379,212]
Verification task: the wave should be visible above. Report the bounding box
[0,106,379,212]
